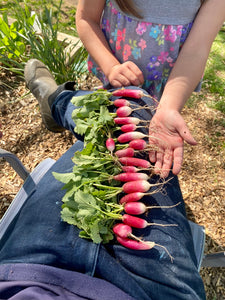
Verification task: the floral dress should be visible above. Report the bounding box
[87,0,201,100]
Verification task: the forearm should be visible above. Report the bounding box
[76,18,144,87]
[159,49,208,112]
[76,18,119,77]
[159,0,225,112]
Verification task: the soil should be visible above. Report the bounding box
[0,1,225,299]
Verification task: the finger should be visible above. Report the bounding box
[149,150,156,163]
[148,131,157,163]
[110,80,122,88]
[127,62,144,85]
[154,150,164,175]
[161,148,173,178]
[110,74,131,87]
[172,146,184,175]
[130,76,142,86]
[177,123,197,146]
[120,68,141,86]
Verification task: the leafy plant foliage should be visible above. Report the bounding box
[53,90,126,244]
[0,0,87,84]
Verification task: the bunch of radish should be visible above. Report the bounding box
[105,89,178,259]
[58,87,179,259]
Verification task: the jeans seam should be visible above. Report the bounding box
[90,243,101,277]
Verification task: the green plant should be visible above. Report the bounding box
[214,98,225,114]
[186,30,225,114]
[0,0,77,34]
[19,2,88,84]
[203,31,225,96]
[0,4,35,75]
[0,0,88,84]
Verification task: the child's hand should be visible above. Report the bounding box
[108,61,144,88]
[148,108,197,178]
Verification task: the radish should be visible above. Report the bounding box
[112,88,152,99]
[114,224,173,260]
[113,223,145,241]
[117,132,146,143]
[122,180,151,193]
[94,180,157,196]
[124,202,148,215]
[116,236,155,250]
[113,223,133,238]
[114,99,131,107]
[116,105,154,118]
[114,117,142,125]
[129,139,160,153]
[120,124,148,133]
[106,138,115,152]
[119,192,146,204]
[115,148,135,158]
[119,184,166,203]
[121,166,152,173]
[124,202,181,215]
[129,139,147,150]
[122,214,150,228]
[121,124,137,132]
[116,235,173,261]
[122,214,177,229]
[121,166,139,173]
[113,172,149,182]
[119,157,151,169]
[113,223,148,242]
[113,98,148,109]
[116,106,132,117]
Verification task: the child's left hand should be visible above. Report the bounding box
[108,61,144,88]
[148,108,197,178]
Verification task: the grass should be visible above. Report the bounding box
[204,31,225,97]
[203,30,225,114]
[187,29,225,115]
[0,0,76,35]
[187,29,225,153]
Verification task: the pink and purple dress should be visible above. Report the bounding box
[87,0,202,99]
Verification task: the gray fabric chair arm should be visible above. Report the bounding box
[201,251,225,267]
[0,148,30,181]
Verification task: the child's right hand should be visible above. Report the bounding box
[108,61,144,88]
[148,108,197,178]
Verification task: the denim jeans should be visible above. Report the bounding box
[0,87,206,300]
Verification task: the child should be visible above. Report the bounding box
[76,0,225,178]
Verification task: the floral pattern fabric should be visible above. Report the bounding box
[87,0,194,100]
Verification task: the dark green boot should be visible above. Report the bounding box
[24,59,65,132]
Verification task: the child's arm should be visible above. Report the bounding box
[76,0,144,87]
[149,0,225,177]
